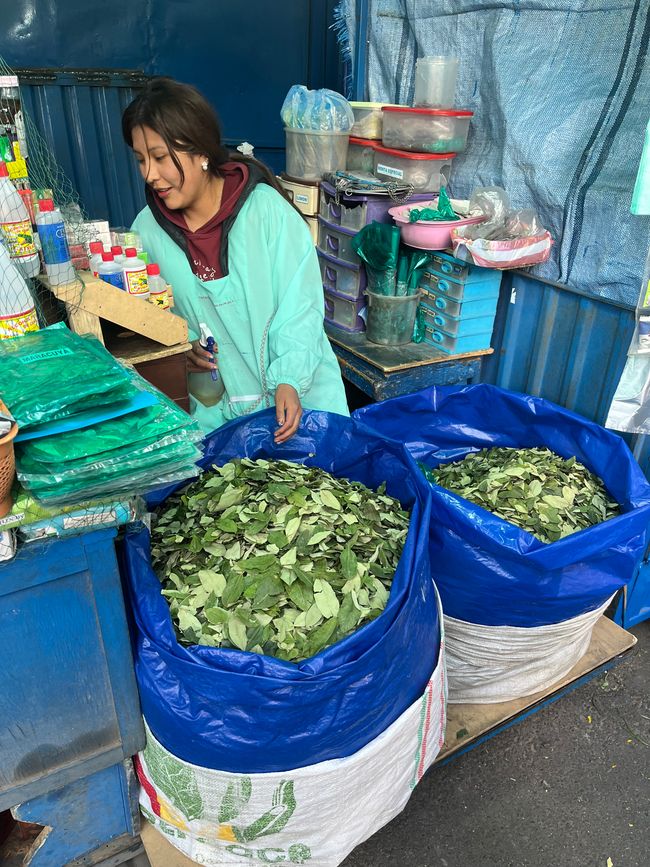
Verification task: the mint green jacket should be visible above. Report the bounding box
[132,184,348,434]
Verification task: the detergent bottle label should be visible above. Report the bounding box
[1,219,36,259]
[125,269,149,296]
[38,220,70,264]
[0,305,39,339]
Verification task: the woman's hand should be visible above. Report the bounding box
[274,384,302,443]
[187,339,217,373]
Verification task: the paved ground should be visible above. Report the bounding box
[342,620,650,867]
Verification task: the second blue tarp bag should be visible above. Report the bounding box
[122,408,440,773]
[354,384,650,628]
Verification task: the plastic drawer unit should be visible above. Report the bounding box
[318,249,367,301]
[324,289,366,332]
[319,181,430,233]
[420,302,496,339]
[424,288,499,320]
[317,216,360,265]
[423,326,493,355]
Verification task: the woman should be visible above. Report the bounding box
[122,77,348,441]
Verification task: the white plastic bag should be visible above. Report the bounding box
[136,656,446,867]
[444,597,611,704]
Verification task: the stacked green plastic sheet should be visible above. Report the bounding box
[0,323,137,429]
[16,389,203,505]
[1,323,203,507]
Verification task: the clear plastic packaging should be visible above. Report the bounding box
[373,145,453,192]
[281,85,354,131]
[382,107,472,154]
[285,129,349,181]
[413,57,459,109]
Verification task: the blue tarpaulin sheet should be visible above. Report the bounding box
[354,384,650,627]
[123,408,440,773]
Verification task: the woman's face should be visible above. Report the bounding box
[131,124,207,211]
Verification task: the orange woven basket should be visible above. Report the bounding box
[0,400,18,518]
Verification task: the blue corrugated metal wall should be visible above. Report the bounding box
[17,71,147,228]
[0,0,343,226]
[483,272,636,427]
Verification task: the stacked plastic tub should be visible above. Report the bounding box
[123,410,446,867]
[416,250,502,354]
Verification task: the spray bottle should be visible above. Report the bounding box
[188,322,225,406]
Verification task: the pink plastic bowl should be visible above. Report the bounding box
[388,203,485,251]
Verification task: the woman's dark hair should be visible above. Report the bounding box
[122,77,301,213]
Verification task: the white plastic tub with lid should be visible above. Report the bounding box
[382,107,472,154]
[350,101,396,139]
[373,144,454,192]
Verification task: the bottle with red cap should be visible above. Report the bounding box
[88,241,104,277]
[97,251,124,289]
[34,198,76,286]
[111,244,126,266]
[146,263,169,308]
[0,160,39,278]
[121,247,149,298]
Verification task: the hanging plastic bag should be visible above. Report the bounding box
[354,384,650,627]
[122,407,440,774]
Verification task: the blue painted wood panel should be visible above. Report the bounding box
[0,529,144,812]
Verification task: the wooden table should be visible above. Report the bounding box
[326,324,493,402]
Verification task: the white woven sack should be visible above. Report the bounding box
[444,597,612,704]
[136,654,445,867]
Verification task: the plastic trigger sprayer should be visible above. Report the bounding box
[187,322,225,407]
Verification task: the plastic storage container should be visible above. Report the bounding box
[317,217,360,264]
[318,249,367,301]
[414,56,459,108]
[278,175,320,215]
[373,145,453,192]
[347,137,376,174]
[319,181,432,232]
[366,290,420,346]
[423,326,492,355]
[420,302,496,338]
[382,107,472,153]
[350,102,390,139]
[389,204,485,251]
[285,128,349,182]
[423,286,499,319]
[324,290,366,332]
[419,268,501,303]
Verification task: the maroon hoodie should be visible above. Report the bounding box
[151,161,250,281]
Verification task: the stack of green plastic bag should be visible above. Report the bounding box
[16,385,203,505]
[0,323,137,429]
[0,323,203,507]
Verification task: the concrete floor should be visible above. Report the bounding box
[342,620,650,867]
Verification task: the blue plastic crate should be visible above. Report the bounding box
[423,287,499,319]
[420,303,496,338]
[423,326,493,355]
[419,269,501,303]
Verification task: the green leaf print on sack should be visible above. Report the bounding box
[144,736,204,822]
[233,780,297,842]
[218,777,253,823]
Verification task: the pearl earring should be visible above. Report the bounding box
[201,160,209,171]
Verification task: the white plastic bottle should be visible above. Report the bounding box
[0,160,39,278]
[111,245,126,266]
[0,240,39,338]
[35,199,76,286]
[188,322,225,406]
[98,251,125,289]
[89,241,104,276]
[122,247,149,298]
[146,263,170,308]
